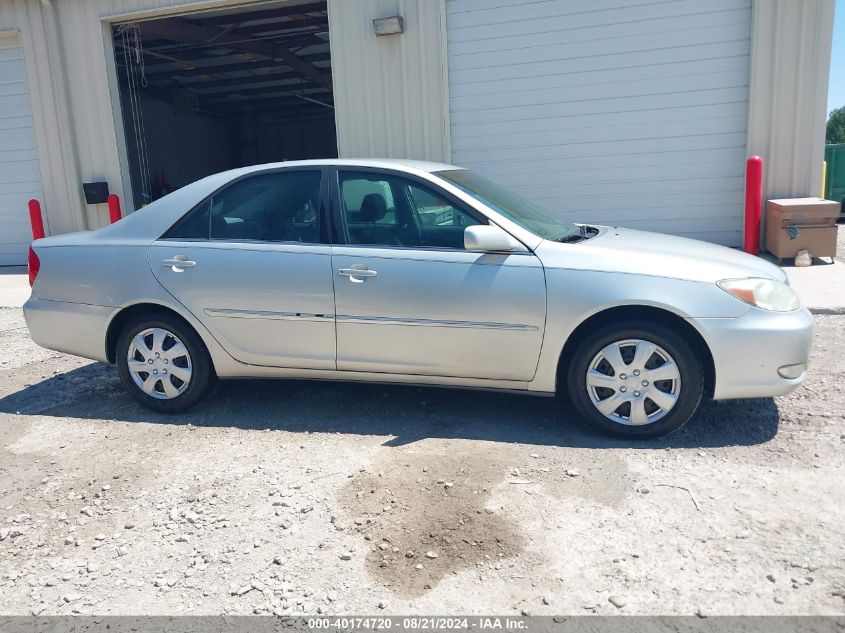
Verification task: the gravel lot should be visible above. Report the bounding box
[0,300,844,616]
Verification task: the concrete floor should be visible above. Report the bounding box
[765,229,845,314]
[0,267,28,309]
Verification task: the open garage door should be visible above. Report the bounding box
[113,0,336,209]
[0,32,43,265]
[446,0,751,246]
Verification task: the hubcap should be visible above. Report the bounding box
[127,327,192,400]
[585,338,681,426]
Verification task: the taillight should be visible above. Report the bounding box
[28,246,40,287]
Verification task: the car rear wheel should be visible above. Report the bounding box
[116,313,217,413]
[566,322,704,438]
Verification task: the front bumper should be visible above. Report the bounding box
[690,306,814,400]
[23,297,112,363]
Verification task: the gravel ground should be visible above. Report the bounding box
[0,306,844,616]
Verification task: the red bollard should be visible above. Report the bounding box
[743,156,763,255]
[28,199,45,240]
[107,194,122,224]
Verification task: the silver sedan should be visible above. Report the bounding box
[23,159,813,438]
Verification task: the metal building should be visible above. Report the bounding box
[0,0,835,264]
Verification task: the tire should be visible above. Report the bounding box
[115,312,217,413]
[566,321,704,439]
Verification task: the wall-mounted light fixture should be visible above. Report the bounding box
[372,15,405,36]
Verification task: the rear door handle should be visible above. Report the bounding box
[162,257,196,271]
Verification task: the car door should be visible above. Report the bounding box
[148,167,336,369]
[330,168,547,381]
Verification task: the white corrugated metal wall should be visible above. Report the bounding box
[328,0,450,162]
[0,0,449,239]
[747,0,835,207]
[0,0,835,244]
[0,30,42,264]
[446,0,753,246]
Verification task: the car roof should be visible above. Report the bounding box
[236,158,461,173]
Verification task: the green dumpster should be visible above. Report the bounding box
[824,143,845,220]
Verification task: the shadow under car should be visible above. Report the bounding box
[0,362,780,449]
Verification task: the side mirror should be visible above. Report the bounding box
[464,225,520,252]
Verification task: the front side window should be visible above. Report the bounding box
[165,170,322,243]
[338,171,483,249]
[435,169,578,241]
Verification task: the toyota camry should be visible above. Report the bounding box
[23,159,813,438]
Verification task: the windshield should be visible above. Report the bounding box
[435,169,578,240]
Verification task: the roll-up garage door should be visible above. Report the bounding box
[0,31,43,265]
[446,0,751,245]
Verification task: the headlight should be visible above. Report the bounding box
[717,278,801,312]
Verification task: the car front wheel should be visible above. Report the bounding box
[566,322,705,438]
[116,313,217,413]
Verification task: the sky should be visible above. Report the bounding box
[829,0,845,114]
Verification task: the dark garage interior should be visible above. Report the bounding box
[113,0,336,208]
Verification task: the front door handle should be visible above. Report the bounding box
[162,257,196,272]
[338,268,378,283]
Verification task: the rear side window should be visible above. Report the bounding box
[164,170,322,243]
[167,199,210,239]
